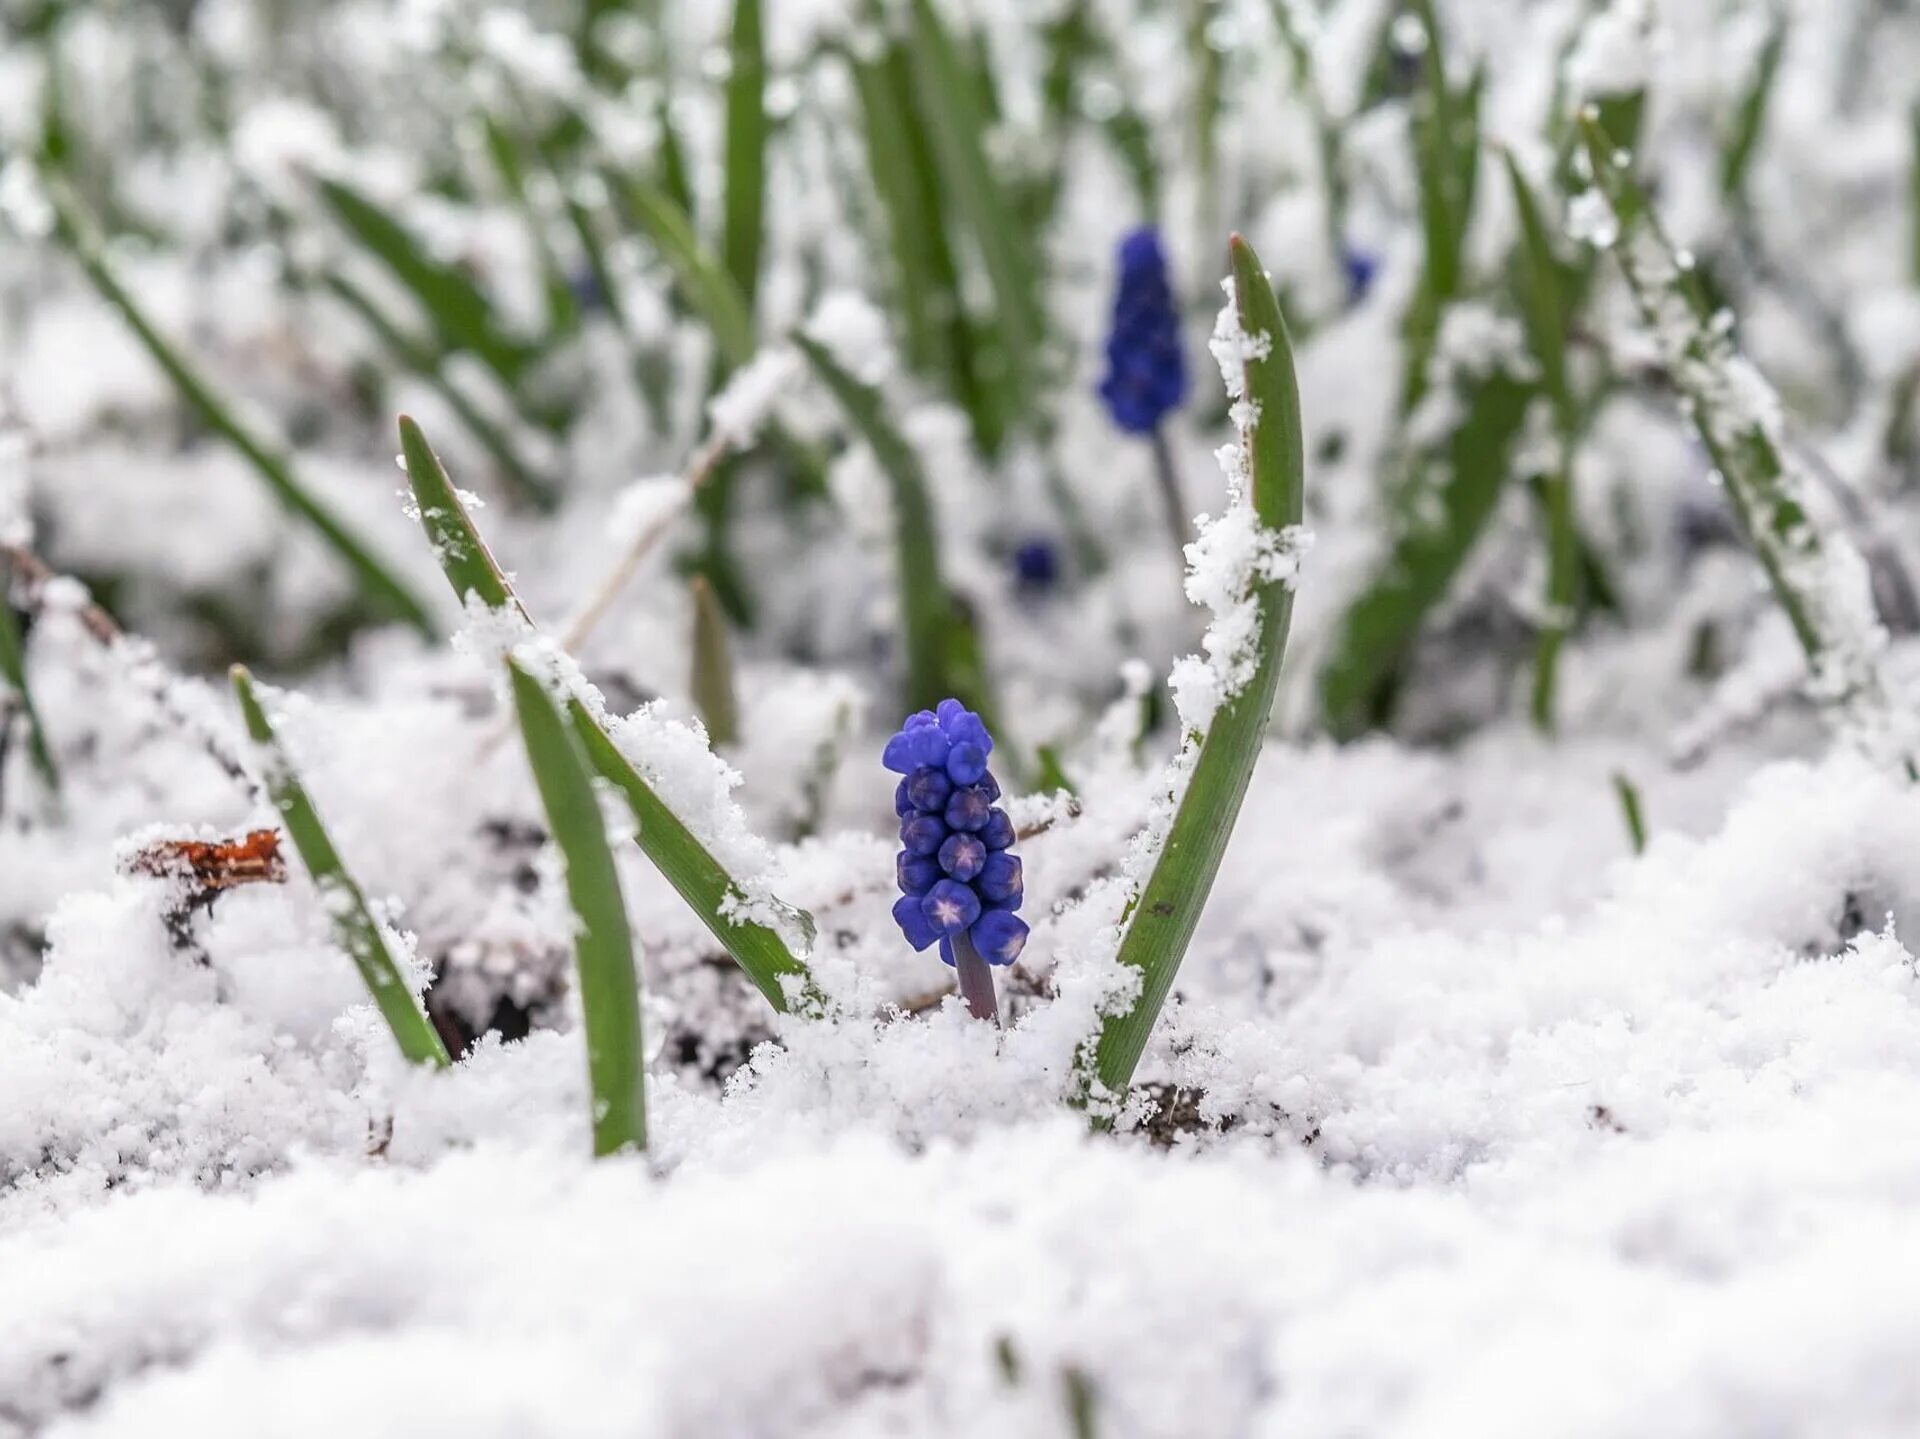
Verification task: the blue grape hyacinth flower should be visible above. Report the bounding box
[886,700,1028,1020]
[1097,228,1188,436]
[1097,227,1192,555]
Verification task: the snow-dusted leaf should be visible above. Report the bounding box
[230,665,450,1069]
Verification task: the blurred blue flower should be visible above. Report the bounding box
[884,699,1028,968]
[1343,246,1380,305]
[1013,537,1061,591]
[1098,227,1188,436]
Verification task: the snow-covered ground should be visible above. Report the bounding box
[5,0,1920,1433]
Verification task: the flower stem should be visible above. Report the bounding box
[952,931,999,1025]
[1150,425,1188,557]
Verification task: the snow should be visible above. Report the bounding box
[5,0,1920,1432]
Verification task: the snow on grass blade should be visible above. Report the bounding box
[689,576,739,748]
[1576,112,1908,764]
[793,334,982,719]
[1503,150,1579,733]
[506,657,646,1156]
[1088,237,1305,1109]
[230,666,450,1069]
[905,0,1044,426]
[45,178,436,638]
[0,582,58,796]
[721,0,766,319]
[398,418,814,1011]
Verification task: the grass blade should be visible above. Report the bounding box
[231,666,450,1068]
[506,657,646,1155]
[325,269,556,510]
[608,171,755,370]
[689,575,739,747]
[1089,236,1306,1107]
[722,0,767,317]
[44,177,435,637]
[1720,21,1785,202]
[1577,110,1900,748]
[397,417,814,1010]
[905,0,1044,429]
[318,176,537,388]
[1612,770,1647,856]
[847,39,989,446]
[793,334,981,718]
[1503,151,1580,731]
[0,581,58,795]
[1321,362,1534,736]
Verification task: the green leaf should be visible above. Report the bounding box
[506,657,647,1156]
[45,177,435,637]
[847,39,990,446]
[1577,112,1903,751]
[478,111,580,339]
[1720,21,1785,201]
[905,0,1045,429]
[1321,366,1534,736]
[0,576,58,796]
[722,0,767,317]
[1503,150,1580,733]
[689,574,739,747]
[397,418,814,1011]
[1089,236,1305,1107]
[326,270,557,511]
[318,176,537,388]
[1612,770,1647,856]
[231,665,450,1068]
[793,334,985,720]
[608,171,756,370]
[397,416,527,619]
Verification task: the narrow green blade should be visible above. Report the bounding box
[1578,111,1893,726]
[722,0,767,317]
[1089,237,1306,1106]
[0,580,58,795]
[231,666,450,1068]
[793,333,973,718]
[608,172,756,370]
[397,418,814,1010]
[1321,366,1533,736]
[1720,22,1785,201]
[318,177,536,387]
[45,178,436,637]
[507,658,646,1156]
[905,0,1044,427]
[689,575,739,747]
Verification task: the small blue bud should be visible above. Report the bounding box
[978,809,1015,851]
[944,785,993,832]
[1343,246,1380,305]
[922,879,981,935]
[971,910,1030,966]
[1014,538,1060,590]
[898,852,941,895]
[900,814,945,857]
[893,894,942,951]
[894,778,915,817]
[938,832,986,882]
[977,851,1022,906]
[946,742,988,786]
[905,765,952,814]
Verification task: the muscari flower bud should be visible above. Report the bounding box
[882,698,1029,969]
[1097,227,1189,436]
